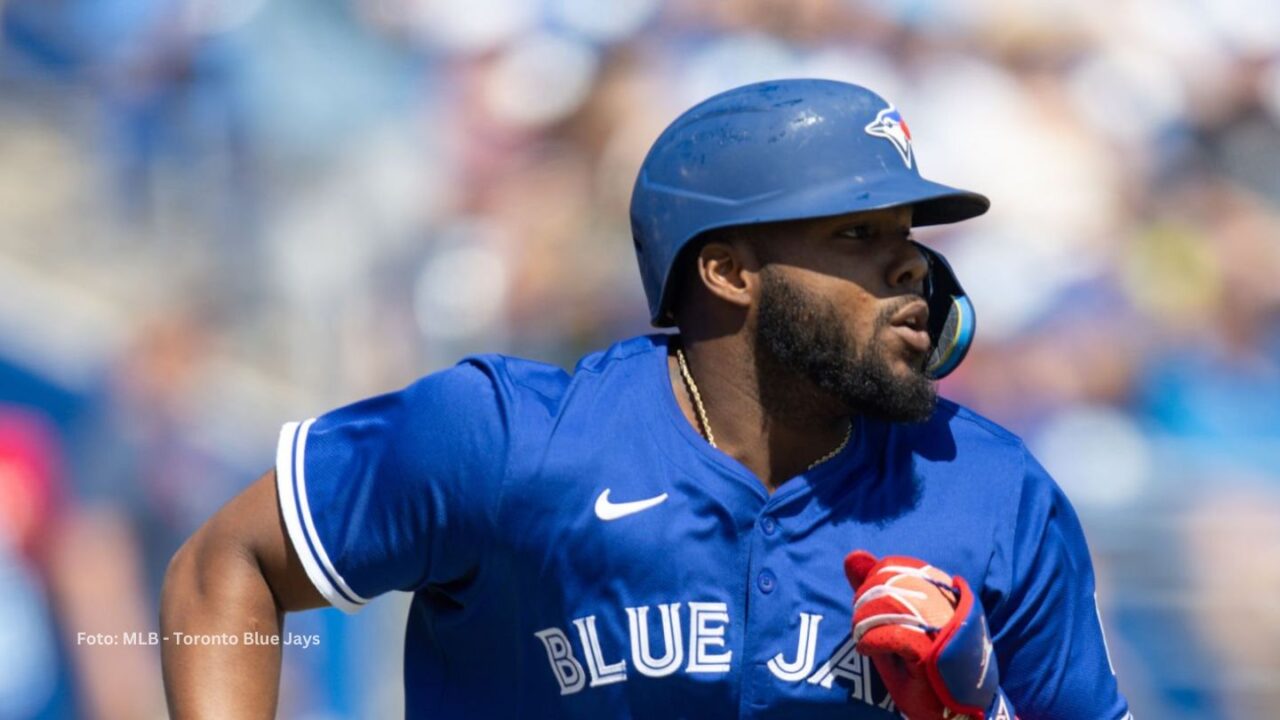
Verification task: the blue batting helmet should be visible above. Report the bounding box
[629,78,988,379]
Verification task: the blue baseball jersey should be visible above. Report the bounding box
[275,334,1131,719]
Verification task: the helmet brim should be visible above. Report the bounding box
[744,173,990,229]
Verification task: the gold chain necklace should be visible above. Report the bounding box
[675,346,852,471]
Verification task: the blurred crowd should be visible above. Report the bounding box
[0,0,1278,717]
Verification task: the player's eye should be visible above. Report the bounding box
[837,225,873,241]
[837,226,912,241]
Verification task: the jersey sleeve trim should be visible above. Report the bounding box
[275,419,369,614]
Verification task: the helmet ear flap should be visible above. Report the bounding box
[914,242,976,379]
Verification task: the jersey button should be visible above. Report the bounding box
[760,516,777,535]
[757,570,777,594]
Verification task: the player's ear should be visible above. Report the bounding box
[695,236,760,313]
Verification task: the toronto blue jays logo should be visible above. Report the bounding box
[864,105,914,169]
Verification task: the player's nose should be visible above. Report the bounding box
[887,241,928,294]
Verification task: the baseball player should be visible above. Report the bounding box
[161,79,1132,719]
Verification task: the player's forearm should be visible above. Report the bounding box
[160,528,285,719]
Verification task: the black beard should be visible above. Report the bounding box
[755,270,937,423]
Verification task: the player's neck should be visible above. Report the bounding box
[669,337,851,492]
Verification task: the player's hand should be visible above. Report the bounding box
[843,550,1014,720]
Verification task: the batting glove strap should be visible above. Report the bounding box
[926,575,1002,718]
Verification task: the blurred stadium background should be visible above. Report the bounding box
[1,0,1278,717]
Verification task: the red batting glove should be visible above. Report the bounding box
[844,551,1014,720]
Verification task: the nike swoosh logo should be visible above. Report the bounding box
[594,489,669,521]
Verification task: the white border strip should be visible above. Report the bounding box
[276,419,367,614]
[293,418,369,607]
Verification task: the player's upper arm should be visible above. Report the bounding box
[984,446,1131,719]
[184,468,328,613]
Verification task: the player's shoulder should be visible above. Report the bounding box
[921,399,1078,514]
[931,397,1024,450]
[894,397,1038,486]
[424,334,665,417]
[896,396,1022,449]
[455,352,570,409]
[570,333,668,375]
